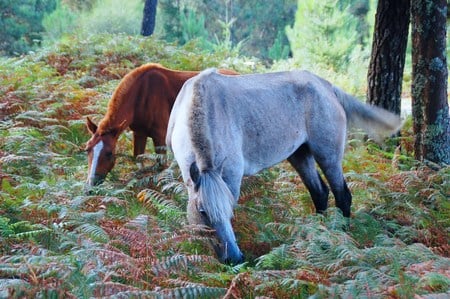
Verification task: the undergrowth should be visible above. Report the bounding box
[0,34,448,298]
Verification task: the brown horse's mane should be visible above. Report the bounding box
[97,63,173,135]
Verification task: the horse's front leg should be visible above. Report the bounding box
[133,132,147,157]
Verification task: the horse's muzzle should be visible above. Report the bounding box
[86,174,105,186]
[212,222,245,265]
[221,245,245,265]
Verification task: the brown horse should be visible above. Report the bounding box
[85,63,236,186]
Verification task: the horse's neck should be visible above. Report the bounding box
[173,71,199,89]
[99,107,132,136]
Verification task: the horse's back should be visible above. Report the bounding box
[171,69,346,175]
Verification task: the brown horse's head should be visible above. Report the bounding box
[85,117,124,186]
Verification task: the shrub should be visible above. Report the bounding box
[284,0,372,95]
[0,0,57,56]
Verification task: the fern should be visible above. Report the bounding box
[159,286,226,299]
[256,244,297,270]
[74,223,109,243]
[151,254,217,276]
[90,281,141,297]
[137,188,186,228]
[105,290,160,298]
[0,217,15,238]
[110,287,226,299]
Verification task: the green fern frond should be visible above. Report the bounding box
[136,152,168,166]
[418,272,450,293]
[159,286,226,299]
[106,290,160,298]
[125,214,149,232]
[227,261,248,274]
[164,278,208,288]
[240,176,265,200]
[154,232,187,247]
[151,254,217,276]
[0,217,16,238]
[160,180,187,196]
[0,279,31,297]
[152,225,216,251]
[138,189,178,209]
[90,281,140,297]
[279,277,318,294]
[157,166,186,196]
[137,188,186,227]
[74,223,109,243]
[14,227,52,240]
[69,195,91,208]
[255,244,297,270]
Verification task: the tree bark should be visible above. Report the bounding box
[141,0,158,36]
[411,0,450,164]
[366,0,410,115]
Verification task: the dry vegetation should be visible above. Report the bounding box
[0,34,449,298]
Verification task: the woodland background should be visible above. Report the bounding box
[0,0,449,298]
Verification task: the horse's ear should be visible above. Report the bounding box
[86,117,97,134]
[189,162,201,191]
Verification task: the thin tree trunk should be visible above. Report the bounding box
[141,0,158,36]
[411,0,450,164]
[367,0,410,115]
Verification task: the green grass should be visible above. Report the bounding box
[0,34,448,298]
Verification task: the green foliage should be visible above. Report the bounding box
[42,0,144,44]
[268,30,291,62]
[157,0,296,61]
[284,0,371,95]
[0,0,57,56]
[42,0,78,43]
[180,9,209,46]
[157,0,184,42]
[78,0,144,35]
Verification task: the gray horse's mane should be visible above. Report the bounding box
[189,68,218,171]
[188,68,234,224]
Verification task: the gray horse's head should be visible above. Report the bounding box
[187,162,244,264]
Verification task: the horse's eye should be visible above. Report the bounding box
[105,152,113,159]
[199,207,207,217]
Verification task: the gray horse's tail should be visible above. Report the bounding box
[333,86,403,141]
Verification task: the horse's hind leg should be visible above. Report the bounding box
[288,144,329,214]
[312,149,352,218]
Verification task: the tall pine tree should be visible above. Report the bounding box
[411,0,449,164]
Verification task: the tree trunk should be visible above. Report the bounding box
[141,0,158,36]
[411,0,450,164]
[366,0,410,115]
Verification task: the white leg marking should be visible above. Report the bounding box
[88,140,103,184]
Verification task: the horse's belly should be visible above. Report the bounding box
[242,136,303,175]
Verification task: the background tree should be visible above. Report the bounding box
[141,0,158,36]
[411,0,450,164]
[366,0,410,115]
[0,0,57,56]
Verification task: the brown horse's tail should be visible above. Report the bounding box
[333,86,403,141]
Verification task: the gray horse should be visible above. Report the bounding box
[166,69,402,264]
